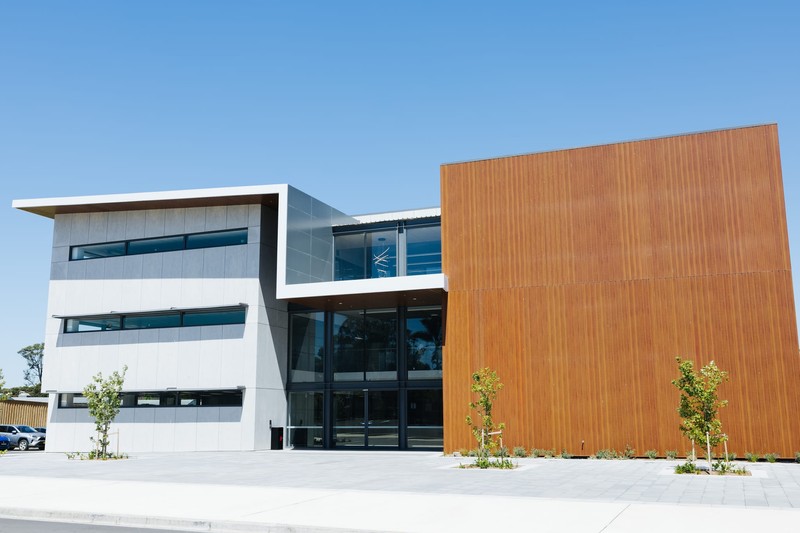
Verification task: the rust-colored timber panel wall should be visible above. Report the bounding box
[0,401,48,428]
[442,125,789,291]
[441,125,800,456]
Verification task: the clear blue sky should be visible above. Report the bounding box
[1,2,798,386]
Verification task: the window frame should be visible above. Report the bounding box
[69,228,248,261]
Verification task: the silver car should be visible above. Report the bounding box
[0,424,45,450]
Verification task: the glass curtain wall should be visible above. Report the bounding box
[333,310,397,381]
[406,307,443,379]
[288,305,443,450]
[333,220,440,281]
[290,312,325,383]
[288,391,324,448]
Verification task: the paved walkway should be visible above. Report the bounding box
[1,451,799,532]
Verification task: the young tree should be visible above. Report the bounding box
[83,366,127,458]
[672,357,729,457]
[0,368,7,401]
[18,343,44,387]
[465,367,506,457]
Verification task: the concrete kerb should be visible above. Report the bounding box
[2,451,800,532]
[0,507,357,533]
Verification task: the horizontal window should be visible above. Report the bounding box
[333,219,441,280]
[70,228,248,261]
[59,389,244,408]
[62,306,247,333]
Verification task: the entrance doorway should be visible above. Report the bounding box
[333,390,398,448]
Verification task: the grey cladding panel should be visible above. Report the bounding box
[125,211,146,239]
[144,210,166,237]
[52,246,69,263]
[142,254,164,278]
[88,213,109,242]
[164,209,186,235]
[184,207,206,233]
[224,246,247,278]
[202,247,226,278]
[104,256,126,280]
[123,255,144,279]
[206,206,227,231]
[162,251,183,278]
[226,205,248,228]
[70,214,90,244]
[85,258,105,279]
[107,212,127,241]
[52,215,71,247]
[182,249,204,278]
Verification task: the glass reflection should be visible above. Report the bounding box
[407,389,443,448]
[333,311,365,381]
[406,308,443,379]
[289,391,324,448]
[290,312,325,382]
[333,390,365,447]
[406,225,442,275]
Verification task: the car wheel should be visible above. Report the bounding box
[18,439,29,451]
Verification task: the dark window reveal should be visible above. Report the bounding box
[70,228,247,261]
[61,305,246,333]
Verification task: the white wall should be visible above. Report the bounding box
[43,203,288,452]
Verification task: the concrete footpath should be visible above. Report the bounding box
[1,451,799,532]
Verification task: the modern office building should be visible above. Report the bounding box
[14,124,800,455]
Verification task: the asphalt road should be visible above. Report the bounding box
[0,518,183,532]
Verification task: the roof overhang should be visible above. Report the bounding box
[12,184,287,219]
[277,273,447,310]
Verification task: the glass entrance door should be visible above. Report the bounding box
[333,390,398,448]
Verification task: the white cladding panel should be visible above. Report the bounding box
[42,204,288,452]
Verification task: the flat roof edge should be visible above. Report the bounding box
[441,123,778,167]
[13,184,289,219]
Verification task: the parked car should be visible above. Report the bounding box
[0,435,10,451]
[34,427,46,434]
[0,424,46,450]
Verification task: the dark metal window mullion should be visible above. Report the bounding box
[362,232,368,280]
[363,388,370,448]
[323,310,334,449]
[361,310,367,382]
[397,222,407,277]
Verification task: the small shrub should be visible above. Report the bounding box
[66,451,128,461]
[713,459,731,473]
[684,450,695,460]
[463,456,515,470]
[457,448,468,457]
[745,452,760,463]
[493,446,509,458]
[623,444,636,459]
[765,453,778,463]
[665,450,678,460]
[727,452,737,462]
[467,449,478,457]
[595,448,618,460]
[795,451,800,463]
[713,460,748,476]
[560,448,572,459]
[513,446,527,458]
[675,461,697,474]
[543,448,555,458]
[529,448,540,458]
[645,449,658,460]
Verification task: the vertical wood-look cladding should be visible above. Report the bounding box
[441,125,800,456]
[0,401,48,428]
